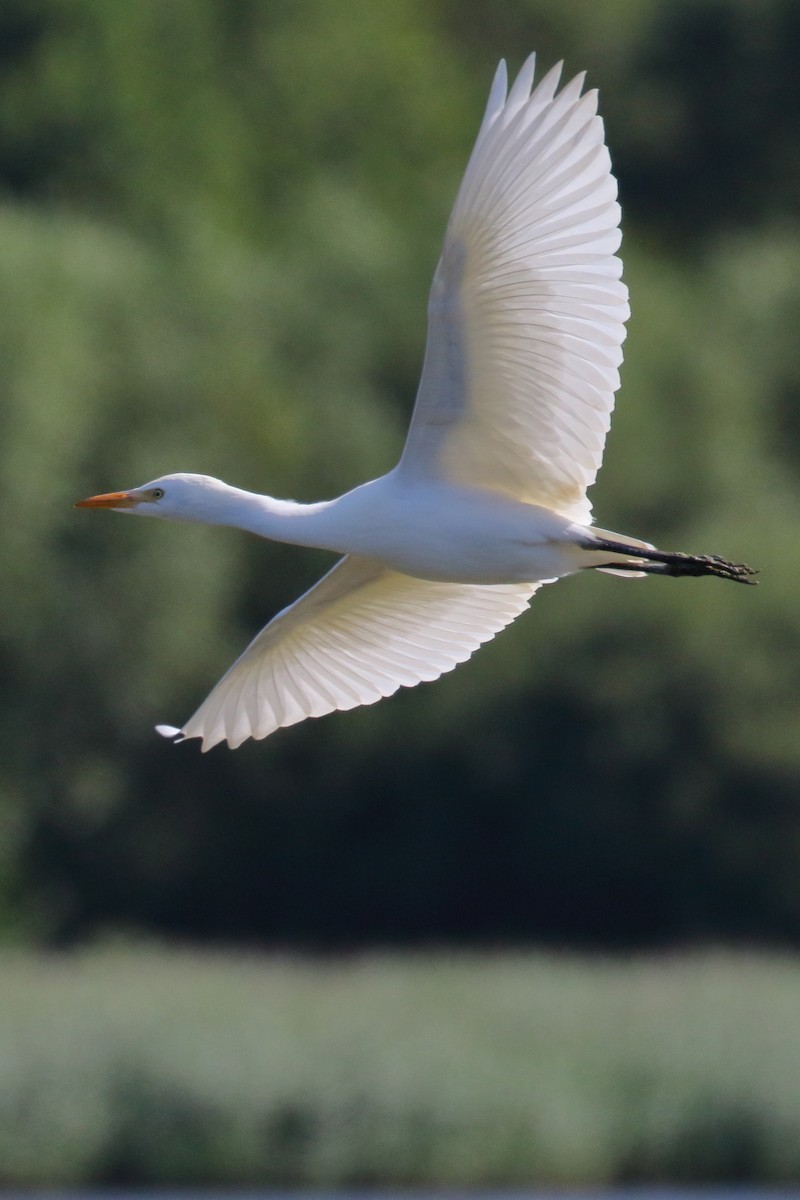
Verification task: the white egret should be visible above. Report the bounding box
[77,53,754,750]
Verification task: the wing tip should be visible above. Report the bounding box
[481,59,508,130]
[155,723,187,744]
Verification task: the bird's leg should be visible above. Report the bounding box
[587,539,758,585]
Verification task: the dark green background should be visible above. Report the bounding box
[1,0,798,948]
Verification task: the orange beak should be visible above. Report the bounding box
[74,491,139,509]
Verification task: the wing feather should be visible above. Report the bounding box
[167,556,537,750]
[399,54,629,523]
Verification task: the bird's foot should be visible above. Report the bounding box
[640,552,757,584]
[588,537,758,584]
[604,550,758,584]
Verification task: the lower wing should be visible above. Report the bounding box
[158,555,539,750]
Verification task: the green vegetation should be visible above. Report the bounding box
[0,0,798,951]
[2,5,797,1186]
[1,946,799,1186]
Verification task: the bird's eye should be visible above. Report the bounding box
[151,488,164,500]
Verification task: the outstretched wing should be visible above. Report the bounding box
[399,54,629,525]
[160,556,539,750]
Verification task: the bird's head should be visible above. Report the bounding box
[75,473,232,523]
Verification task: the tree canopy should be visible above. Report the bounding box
[1,0,799,947]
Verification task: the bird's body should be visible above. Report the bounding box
[77,54,754,750]
[140,471,604,585]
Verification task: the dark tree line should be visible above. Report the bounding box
[1,0,799,948]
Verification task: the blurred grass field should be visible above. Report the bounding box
[1,946,799,1186]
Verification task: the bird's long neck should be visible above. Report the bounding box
[202,485,343,552]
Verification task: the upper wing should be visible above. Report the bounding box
[162,556,538,750]
[398,54,629,525]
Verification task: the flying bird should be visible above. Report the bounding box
[77,54,755,750]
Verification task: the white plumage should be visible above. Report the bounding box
[175,557,537,749]
[400,59,627,524]
[77,54,754,750]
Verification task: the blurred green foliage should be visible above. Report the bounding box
[1,0,799,946]
[2,946,800,1186]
